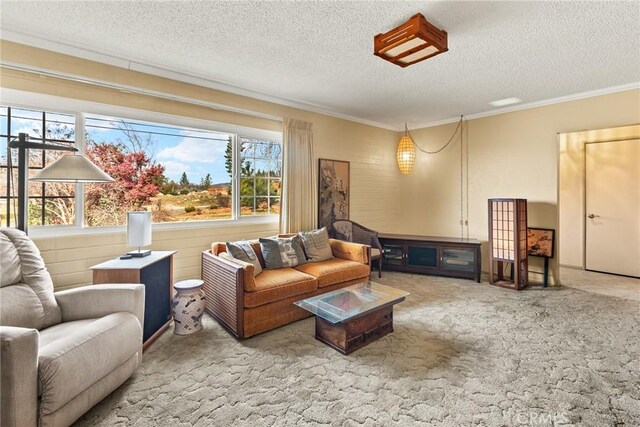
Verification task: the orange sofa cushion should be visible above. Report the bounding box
[294,258,370,288]
[244,268,317,308]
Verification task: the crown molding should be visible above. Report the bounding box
[407,82,640,131]
[0,30,398,131]
[2,30,637,134]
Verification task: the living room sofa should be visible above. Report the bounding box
[202,238,371,338]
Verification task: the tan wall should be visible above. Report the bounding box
[0,40,401,290]
[398,89,640,285]
[558,125,640,268]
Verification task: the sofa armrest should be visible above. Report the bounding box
[55,284,145,329]
[329,239,370,265]
[1,326,38,427]
[202,251,245,338]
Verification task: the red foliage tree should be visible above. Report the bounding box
[85,143,165,226]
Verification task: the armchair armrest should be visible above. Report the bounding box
[1,326,38,427]
[55,284,145,329]
[329,239,370,265]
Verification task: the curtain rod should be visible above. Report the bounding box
[0,61,284,123]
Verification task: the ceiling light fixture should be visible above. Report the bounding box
[374,13,448,67]
[489,97,522,107]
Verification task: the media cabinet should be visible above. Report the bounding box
[379,233,481,282]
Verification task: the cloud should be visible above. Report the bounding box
[85,117,120,133]
[8,118,42,137]
[11,125,38,136]
[157,135,227,164]
[161,160,191,182]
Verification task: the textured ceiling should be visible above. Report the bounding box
[1,1,639,129]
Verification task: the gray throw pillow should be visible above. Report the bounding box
[259,236,307,269]
[226,241,263,276]
[299,228,334,262]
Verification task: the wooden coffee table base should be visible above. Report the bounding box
[314,304,395,355]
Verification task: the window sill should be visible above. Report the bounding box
[28,215,280,239]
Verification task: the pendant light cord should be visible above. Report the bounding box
[404,115,467,239]
[405,115,464,154]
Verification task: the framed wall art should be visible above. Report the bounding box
[527,228,555,258]
[318,159,350,230]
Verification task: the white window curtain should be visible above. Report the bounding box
[279,119,317,233]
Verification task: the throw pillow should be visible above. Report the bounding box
[259,235,307,269]
[299,228,334,262]
[226,241,263,276]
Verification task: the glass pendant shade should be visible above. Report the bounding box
[396,134,416,175]
[30,155,114,183]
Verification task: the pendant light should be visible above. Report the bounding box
[396,124,416,175]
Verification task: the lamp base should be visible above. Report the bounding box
[127,249,151,258]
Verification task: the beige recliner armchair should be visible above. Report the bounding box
[0,228,144,427]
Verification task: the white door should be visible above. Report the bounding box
[585,139,640,277]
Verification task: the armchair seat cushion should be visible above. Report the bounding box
[38,318,98,348]
[294,258,370,288]
[244,268,317,308]
[37,312,142,416]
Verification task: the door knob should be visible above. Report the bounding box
[587,213,600,219]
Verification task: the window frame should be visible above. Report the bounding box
[0,92,283,238]
[238,136,282,218]
[0,107,79,227]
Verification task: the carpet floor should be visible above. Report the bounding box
[76,272,640,426]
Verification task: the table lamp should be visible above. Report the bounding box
[127,211,152,257]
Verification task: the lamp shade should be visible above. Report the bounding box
[396,134,416,175]
[30,155,114,183]
[127,212,152,249]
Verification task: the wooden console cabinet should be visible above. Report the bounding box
[379,234,481,282]
[91,251,176,350]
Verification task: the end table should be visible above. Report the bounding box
[91,251,176,350]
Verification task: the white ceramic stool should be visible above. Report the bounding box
[172,279,205,335]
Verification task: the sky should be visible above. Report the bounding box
[85,114,232,184]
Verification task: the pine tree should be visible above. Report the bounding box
[179,172,189,187]
[201,173,212,188]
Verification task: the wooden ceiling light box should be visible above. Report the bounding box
[374,13,448,67]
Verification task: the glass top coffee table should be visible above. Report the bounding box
[294,281,409,354]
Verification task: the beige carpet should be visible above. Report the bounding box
[76,272,640,426]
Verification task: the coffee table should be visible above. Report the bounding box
[294,281,409,355]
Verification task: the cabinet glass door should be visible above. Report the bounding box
[407,246,438,268]
[382,245,404,266]
[441,248,475,272]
